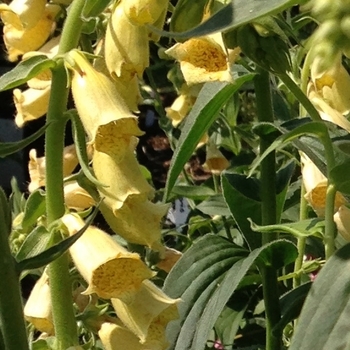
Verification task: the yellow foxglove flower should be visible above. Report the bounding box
[67,50,143,161]
[62,213,155,300]
[28,145,79,192]
[165,35,240,85]
[24,269,54,334]
[165,93,195,127]
[99,322,145,350]
[203,142,230,175]
[334,205,350,242]
[93,146,154,210]
[1,4,58,61]
[13,85,51,127]
[105,4,149,81]
[7,0,46,29]
[111,280,180,345]
[64,182,95,211]
[156,247,182,273]
[301,152,346,216]
[100,198,168,252]
[308,56,350,132]
[122,0,169,26]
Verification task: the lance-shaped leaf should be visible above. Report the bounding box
[0,123,47,158]
[249,218,325,239]
[164,74,254,201]
[0,55,55,91]
[164,235,297,350]
[248,121,331,177]
[289,243,350,350]
[151,0,298,39]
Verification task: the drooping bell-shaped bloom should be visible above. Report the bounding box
[121,0,169,26]
[165,93,196,127]
[13,36,60,126]
[111,280,180,346]
[13,86,51,127]
[0,2,59,61]
[64,182,95,211]
[165,34,240,86]
[301,152,346,216]
[156,247,182,273]
[61,213,155,300]
[67,50,143,161]
[28,145,79,192]
[203,142,230,175]
[100,198,168,252]
[334,205,350,242]
[308,55,350,132]
[99,322,145,350]
[93,145,154,211]
[104,4,149,81]
[24,269,54,334]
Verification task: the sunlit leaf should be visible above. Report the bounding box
[0,56,55,91]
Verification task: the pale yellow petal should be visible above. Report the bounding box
[64,182,95,210]
[203,143,229,175]
[9,0,46,29]
[165,94,195,127]
[14,86,50,127]
[62,213,155,300]
[156,247,182,273]
[334,205,350,241]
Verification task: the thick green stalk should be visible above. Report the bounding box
[324,183,336,259]
[0,198,29,350]
[45,0,85,348]
[254,68,281,350]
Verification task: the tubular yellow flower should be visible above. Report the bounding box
[165,35,240,85]
[7,0,46,29]
[67,50,143,161]
[122,0,169,26]
[203,142,230,175]
[165,93,195,127]
[334,205,350,241]
[13,85,51,127]
[308,56,350,132]
[111,280,180,345]
[1,4,58,61]
[156,247,182,273]
[64,182,95,211]
[62,213,155,300]
[105,4,149,81]
[99,322,144,350]
[24,269,54,335]
[28,145,79,192]
[100,198,168,252]
[301,152,346,216]
[93,146,154,211]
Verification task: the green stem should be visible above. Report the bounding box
[0,192,29,350]
[254,68,281,350]
[45,0,85,347]
[324,183,337,259]
[278,73,321,122]
[293,183,308,288]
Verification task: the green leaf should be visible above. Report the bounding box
[164,237,297,350]
[17,205,99,272]
[82,0,111,19]
[0,124,47,158]
[0,187,11,237]
[152,0,298,39]
[21,190,46,230]
[248,121,330,177]
[290,243,350,350]
[272,282,312,337]
[15,225,51,262]
[164,75,254,201]
[196,194,231,216]
[249,218,325,239]
[221,171,261,250]
[170,185,216,201]
[0,55,55,91]
[330,159,350,195]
